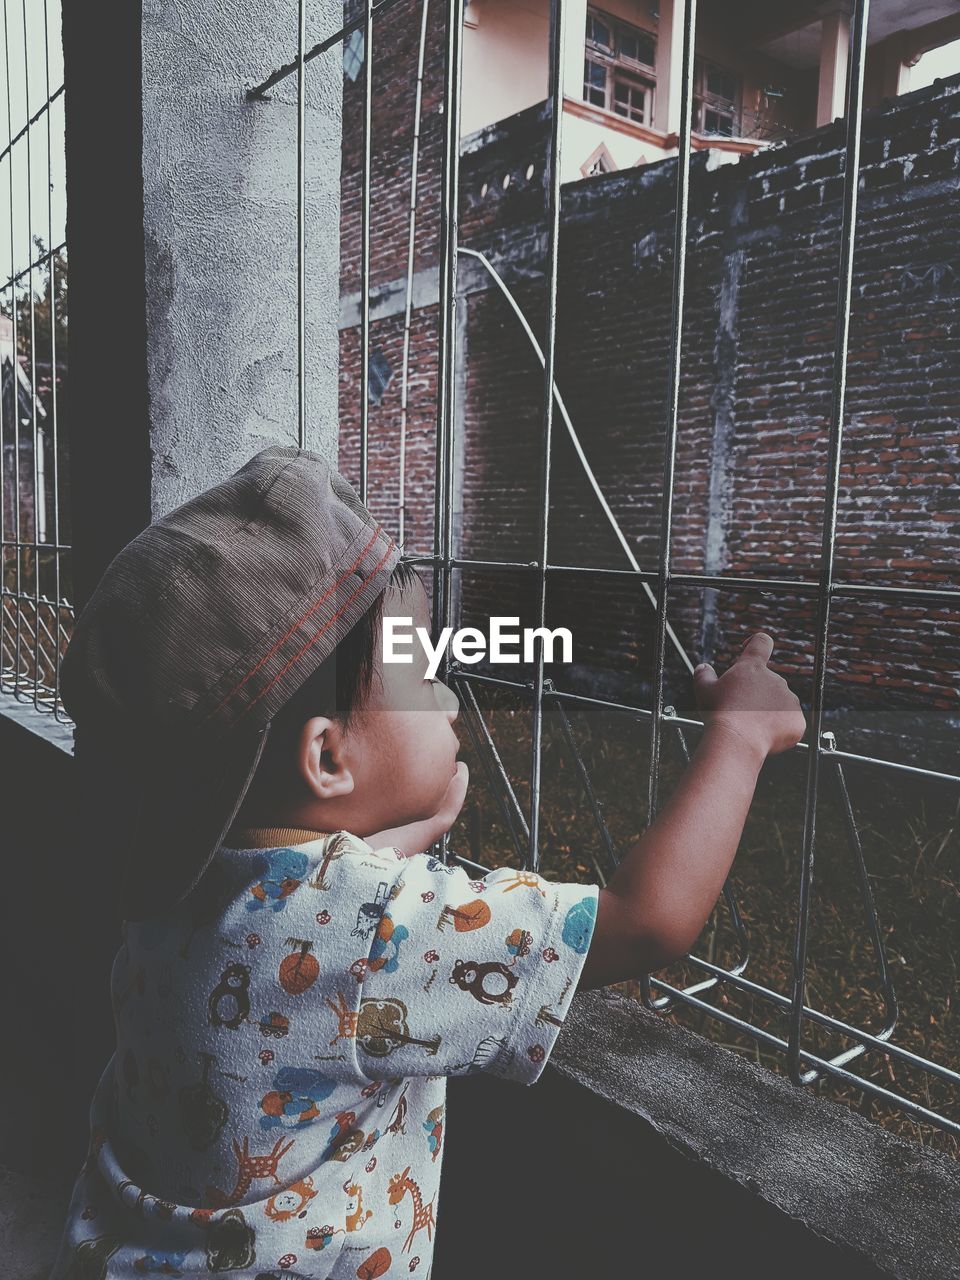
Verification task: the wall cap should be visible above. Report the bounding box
[552,988,960,1279]
[0,695,74,757]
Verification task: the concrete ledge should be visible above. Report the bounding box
[0,693,74,757]
[550,989,960,1280]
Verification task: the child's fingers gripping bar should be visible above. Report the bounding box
[737,631,774,663]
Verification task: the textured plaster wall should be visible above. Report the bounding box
[142,0,343,516]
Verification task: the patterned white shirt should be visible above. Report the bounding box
[52,830,598,1278]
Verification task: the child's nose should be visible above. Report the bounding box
[436,680,459,724]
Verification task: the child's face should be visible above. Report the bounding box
[292,574,462,838]
[348,574,462,830]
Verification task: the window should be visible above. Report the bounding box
[585,12,613,53]
[618,28,656,70]
[694,58,742,137]
[583,7,656,126]
[613,75,651,124]
[584,58,607,109]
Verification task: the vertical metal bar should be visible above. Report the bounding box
[296,0,306,449]
[432,0,463,641]
[789,749,897,1078]
[398,0,430,547]
[3,0,23,695]
[21,0,42,707]
[0,121,5,690]
[359,0,373,501]
[527,0,565,873]
[454,674,529,862]
[432,0,464,857]
[647,0,696,824]
[0,292,5,693]
[553,700,619,876]
[788,0,871,1086]
[42,0,65,718]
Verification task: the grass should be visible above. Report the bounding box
[453,682,960,1160]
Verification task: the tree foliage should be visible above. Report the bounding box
[1,236,68,360]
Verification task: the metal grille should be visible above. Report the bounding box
[0,0,70,716]
[254,0,959,1141]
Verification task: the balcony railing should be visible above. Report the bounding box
[0,0,71,720]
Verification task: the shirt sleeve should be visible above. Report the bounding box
[348,850,599,1085]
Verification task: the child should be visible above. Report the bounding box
[51,445,804,1279]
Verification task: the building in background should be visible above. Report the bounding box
[461,0,960,178]
[338,0,960,760]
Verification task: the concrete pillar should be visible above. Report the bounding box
[562,0,589,103]
[64,0,344,601]
[655,0,686,137]
[878,33,911,100]
[817,4,852,127]
[142,0,344,518]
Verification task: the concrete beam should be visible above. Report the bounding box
[876,33,912,100]
[561,0,589,105]
[902,12,960,67]
[817,5,852,127]
[655,0,688,137]
[337,232,549,329]
[551,989,960,1279]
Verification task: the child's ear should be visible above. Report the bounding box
[298,716,355,801]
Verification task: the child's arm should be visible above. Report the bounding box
[578,631,806,990]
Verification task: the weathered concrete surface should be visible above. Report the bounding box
[550,988,960,1279]
[142,0,343,516]
[0,1166,70,1280]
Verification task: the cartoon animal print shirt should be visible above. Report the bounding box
[52,831,598,1279]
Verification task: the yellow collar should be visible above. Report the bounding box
[225,825,333,849]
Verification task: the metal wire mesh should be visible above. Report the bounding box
[258,0,958,1140]
[0,0,70,718]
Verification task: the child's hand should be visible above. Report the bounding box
[693,632,806,760]
[582,632,804,989]
[364,761,470,857]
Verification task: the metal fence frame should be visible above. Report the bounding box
[0,0,70,718]
[263,0,958,1138]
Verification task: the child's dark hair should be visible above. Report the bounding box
[244,557,420,798]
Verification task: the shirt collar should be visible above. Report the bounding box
[225,824,333,849]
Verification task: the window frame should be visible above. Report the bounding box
[583,6,657,126]
[693,56,743,138]
[611,69,654,125]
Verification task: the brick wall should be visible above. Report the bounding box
[338,23,960,743]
